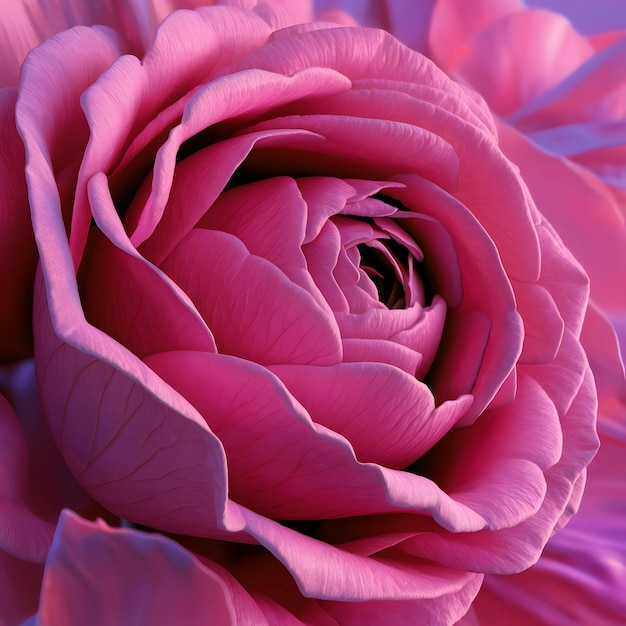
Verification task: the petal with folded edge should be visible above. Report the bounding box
[27,511,236,626]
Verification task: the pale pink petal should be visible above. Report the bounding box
[0,551,43,625]
[527,120,626,190]
[29,511,236,626]
[454,10,594,117]
[510,35,626,130]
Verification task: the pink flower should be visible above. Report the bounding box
[1,1,599,624]
[326,0,626,622]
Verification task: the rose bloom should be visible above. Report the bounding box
[0,1,601,625]
[318,0,626,623]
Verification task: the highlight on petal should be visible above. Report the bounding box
[28,510,236,626]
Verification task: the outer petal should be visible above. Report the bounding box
[525,0,626,34]
[473,412,626,625]
[314,0,436,53]
[26,510,236,626]
[0,391,54,564]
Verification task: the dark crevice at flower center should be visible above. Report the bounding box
[357,241,407,309]
[277,519,323,539]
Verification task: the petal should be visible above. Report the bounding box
[0,0,154,88]
[196,177,326,309]
[429,0,523,72]
[161,228,343,366]
[524,0,626,34]
[32,270,233,538]
[80,173,217,358]
[314,0,436,53]
[516,282,564,365]
[0,550,43,625]
[74,6,282,260]
[241,508,482,604]
[498,121,626,320]
[454,10,595,116]
[0,391,55,563]
[474,410,625,624]
[30,511,236,626]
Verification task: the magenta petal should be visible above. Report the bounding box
[426,373,563,532]
[0,549,43,625]
[81,230,217,358]
[341,337,422,375]
[161,228,342,365]
[30,510,236,626]
[75,6,285,257]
